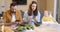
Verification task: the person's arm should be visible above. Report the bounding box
[34,11,40,22]
[23,11,28,22]
[3,12,12,26]
[28,16,33,22]
[52,17,56,22]
[3,12,7,23]
[16,10,23,24]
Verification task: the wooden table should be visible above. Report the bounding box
[0,22,60,32]
[34,23,60,32]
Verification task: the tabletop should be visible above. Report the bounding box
[34,23,60,32]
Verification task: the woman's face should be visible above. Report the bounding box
[31,3,37,11]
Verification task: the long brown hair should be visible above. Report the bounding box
[28,1,38,16]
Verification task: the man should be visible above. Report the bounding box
[3,3,23,32]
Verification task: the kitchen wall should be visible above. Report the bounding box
[0,0,54,13]
[37,0,47,11]
[0,0,37,13]
[46,0,54,13]
[0,0,12,13]
[16,0,37,12]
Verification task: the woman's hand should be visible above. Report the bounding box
[28,16,33,21]
[23,18,28,22]
[33,17,38,22]
[28,16,33,19]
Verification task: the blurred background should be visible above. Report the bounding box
[0,0,60,23]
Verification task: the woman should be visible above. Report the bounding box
[42,11,56,22]
[23,1,41,26]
